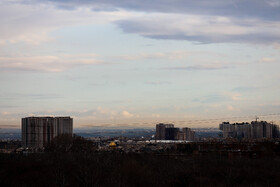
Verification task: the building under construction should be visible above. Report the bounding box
[22,116,73,148]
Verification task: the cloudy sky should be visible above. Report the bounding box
[1,0,280,128]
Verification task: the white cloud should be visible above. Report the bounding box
[92,108,136,119]
[0,54,102,72]
[223,92,242,101]
[151,114,161,118]
[227,105,234,111]
[0,112,11,116]
[268,0,280,7]
[121,110,134,118]
[259,57,276,63]
[94,107,117,118]
[0,2,133,45]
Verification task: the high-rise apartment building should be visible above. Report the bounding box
[155,123,195,141]
[182,128,195,141]
[22,116,73,148]
[219,121,279,139]
[165,127,179,140]
[156,123,174,140]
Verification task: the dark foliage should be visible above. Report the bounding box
[0,137,280,186]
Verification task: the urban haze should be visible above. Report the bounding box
[1,0,280,186]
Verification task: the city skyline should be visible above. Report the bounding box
[1,0,280,128]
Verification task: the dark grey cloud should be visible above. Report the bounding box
[147,33,280,44]
[12,0,280,44]
[116,17,280,44]
[44,0,280,21]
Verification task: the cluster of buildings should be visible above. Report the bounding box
[99,139,192,153]
[156,123,195,141]
[219,121,279,139]
[19,116,280,150]
[22,116,73,148]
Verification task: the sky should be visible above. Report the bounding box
[0,0,280,128]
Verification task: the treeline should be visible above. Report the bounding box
[1,136,280,186]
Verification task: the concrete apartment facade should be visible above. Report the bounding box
[219,121,279,139]
[156,123,174,140]
[156,123,195,141]
[22,116,73,148]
